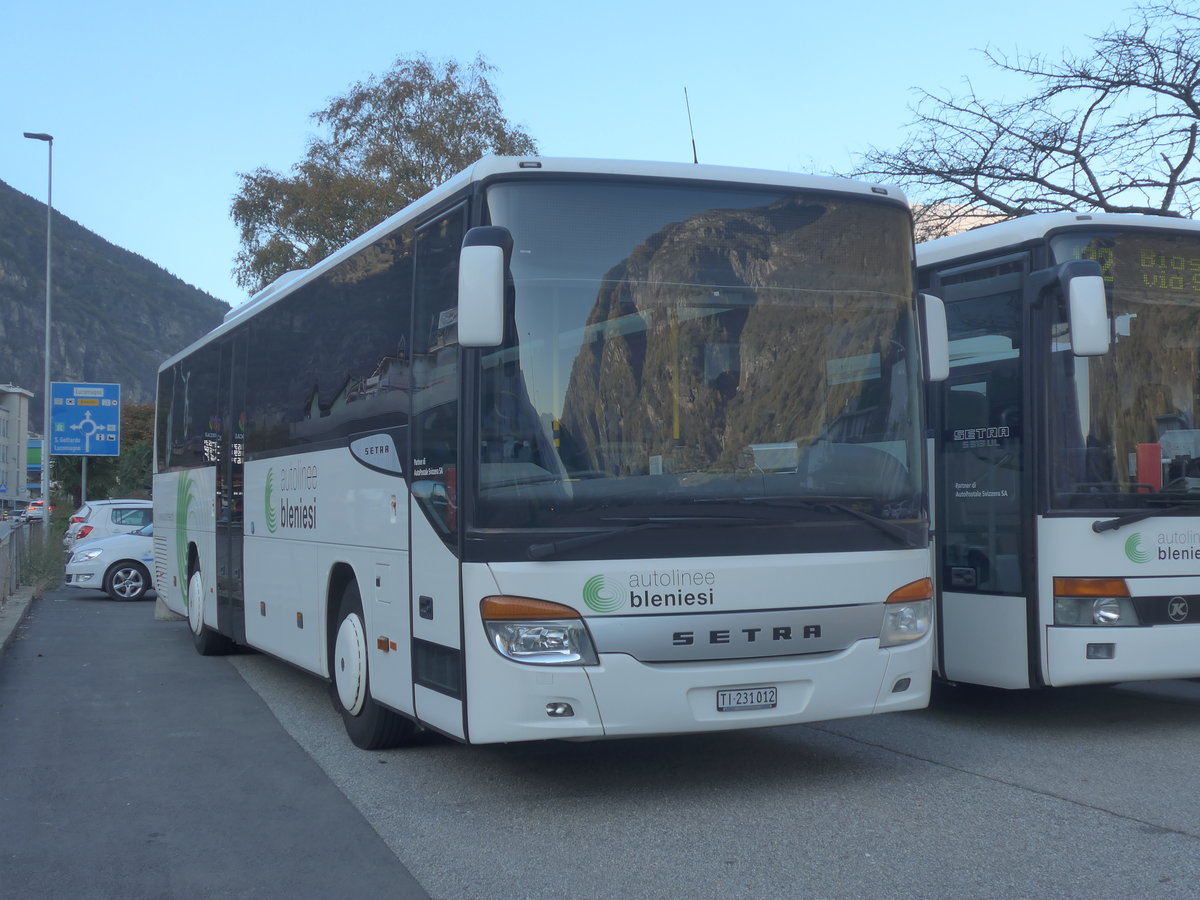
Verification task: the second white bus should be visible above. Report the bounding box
[920,212,1200,689]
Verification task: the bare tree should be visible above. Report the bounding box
[852,2,1200,239]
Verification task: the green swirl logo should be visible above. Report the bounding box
[582,574,624,613]
[264,468,277,534]
[1125,532,1151,564]
[175,473,195,606]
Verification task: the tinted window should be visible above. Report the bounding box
[245,231,415,457]
[1049,230,1200,508]
[936,263,1026,594]
[411,205,466,538]
[112,507,151,527]
[470,180,926,557]
[158,341,220,473]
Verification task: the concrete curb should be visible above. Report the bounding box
[0,588,36,657]
[154,595,185,622]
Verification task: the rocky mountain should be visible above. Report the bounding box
[0,178,229,430]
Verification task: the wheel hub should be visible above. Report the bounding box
[333,613,367,715]
[186,571,204,636]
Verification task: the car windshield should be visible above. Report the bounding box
[469,179,924,551]
[1048,229,1200,510]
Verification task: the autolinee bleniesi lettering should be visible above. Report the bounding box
[278,496,317,529]
[277,463,319,530]
[630,590,714,607]
[628,569,717,608]
[1158,531,1200,560]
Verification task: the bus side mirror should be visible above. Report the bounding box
[920,293,950,382]
[1067,273,1110,357]
[458,226,513,348]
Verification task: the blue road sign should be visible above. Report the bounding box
[50,382,121,457]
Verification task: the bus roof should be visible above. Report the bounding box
[163,156,907,372]
[917,211,1200,268]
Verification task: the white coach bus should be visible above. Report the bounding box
[919,212,1200,689]
[154,157,946,749]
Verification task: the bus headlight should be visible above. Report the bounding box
[1053,596,1139,626]
[481,596,599,666]
[879,578,933,648]
[1052,577,1140,626]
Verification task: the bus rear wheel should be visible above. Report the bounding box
[188,567,234,656]
[330,581,415,750]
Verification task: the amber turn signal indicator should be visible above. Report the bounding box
[480,595,582,621]
[886,577,933,604]
[1053,577,1130,597]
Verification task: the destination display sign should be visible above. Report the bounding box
[50,382,121,457]
[1056,231,1200,302]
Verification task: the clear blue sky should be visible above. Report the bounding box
[4,0,1143,308]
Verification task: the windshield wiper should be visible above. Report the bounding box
[696,495,922,547]
[1092,504,1192,534]
[527,515,762,561]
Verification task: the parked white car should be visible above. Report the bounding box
[65,523,155,601]
[63,499,152,550]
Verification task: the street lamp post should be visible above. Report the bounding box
[23,132,53,524]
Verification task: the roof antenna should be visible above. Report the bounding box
[684,87,699,164]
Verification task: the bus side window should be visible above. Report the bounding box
[412,205,467,537]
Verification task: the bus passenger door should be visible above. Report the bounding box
[408,205,468,740]
[934,260,1032,688]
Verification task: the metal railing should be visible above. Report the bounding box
[0,521,30,601]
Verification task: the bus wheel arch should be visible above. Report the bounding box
[327,576,415,749]
[324,562,357,676]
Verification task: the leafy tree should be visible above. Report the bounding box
[851,2,1200,238]
[113,403,154,498]
[231,53,537,292]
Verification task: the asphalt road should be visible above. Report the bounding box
[6,588,1200,899]
[0,587,427,900]
[236,653,1200,899]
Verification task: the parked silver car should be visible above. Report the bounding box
[65,523,155,601]
[63,499,152,550]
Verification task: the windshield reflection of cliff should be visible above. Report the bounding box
[1069,234,1200,492]
[556,198,910,477]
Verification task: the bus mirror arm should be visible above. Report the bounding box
[1029,259,1110,357]
[459,226,514,348]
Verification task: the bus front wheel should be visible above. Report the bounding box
[188,567,234,656]
[329,581,415,750]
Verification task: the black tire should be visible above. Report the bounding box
[329,581,415,749]
[103,561,151,602]
[187,567,234,656]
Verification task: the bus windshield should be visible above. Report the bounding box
[473,180,924,552]
[1050,229,1200,509]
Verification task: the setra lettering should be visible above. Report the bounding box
[670,624,823,646]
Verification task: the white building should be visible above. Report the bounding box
[0,384,33,513]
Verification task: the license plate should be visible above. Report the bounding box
[716,686,778,712]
